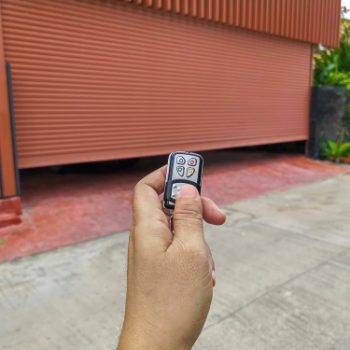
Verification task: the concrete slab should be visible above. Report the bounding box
[0,234,129,350]
[1,174,350,350]
[196,256,350,350]
[206,222,342,326]
[230,175,350,247]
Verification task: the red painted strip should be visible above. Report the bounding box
[0,152,347,262]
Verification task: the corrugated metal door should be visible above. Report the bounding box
[1,0,311,169]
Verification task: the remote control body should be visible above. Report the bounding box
[163,151,204,210]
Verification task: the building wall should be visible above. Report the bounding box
[0,0,341,197]
[121,0,341,48]
[2,0,311,170]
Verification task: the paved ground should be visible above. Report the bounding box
[0,151,347,262]
[1,173,350,349]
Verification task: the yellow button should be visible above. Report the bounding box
[186,167,195,178]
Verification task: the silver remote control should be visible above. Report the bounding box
[163,151,204,210]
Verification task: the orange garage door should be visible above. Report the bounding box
[1,0,311,169]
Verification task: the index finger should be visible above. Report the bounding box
[133,165,167,224]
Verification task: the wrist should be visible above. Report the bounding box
[118,321,191,350]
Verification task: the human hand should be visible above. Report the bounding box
[118,165,226,350]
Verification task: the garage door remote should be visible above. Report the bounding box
[163,151,204,210]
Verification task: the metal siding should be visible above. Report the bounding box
[2,0,311,169]
[123,0,341,47]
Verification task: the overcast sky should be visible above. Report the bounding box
[343,0,350,18]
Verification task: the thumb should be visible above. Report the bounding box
[172,184,204,242]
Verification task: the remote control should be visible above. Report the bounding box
[163,151,204,210]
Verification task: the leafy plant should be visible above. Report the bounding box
[314,7,350,87]
[322,140,350,163]
[314,8,350,157]
[314,52,342,86]
[322,72,350,89]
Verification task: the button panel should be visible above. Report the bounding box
[171,154,200,183]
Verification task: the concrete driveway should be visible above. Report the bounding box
[1,173,350,349]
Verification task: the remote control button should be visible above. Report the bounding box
[188,158,197,166]
[171,183,184,199]
[176,166,185,177]
[186,167,195,178]
[176,156,186,165]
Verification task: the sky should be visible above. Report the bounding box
[343,0,350,18]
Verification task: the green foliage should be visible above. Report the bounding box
[314,13,350,158]
[320,71,350,89]
[314,19,350,87]
[322,140,350,163]
[0,239,3,247]
[314,52,342,86]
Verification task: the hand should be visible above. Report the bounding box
[118,166,226,350]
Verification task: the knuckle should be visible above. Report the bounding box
[172,214,203,232]
[174,200,203,221]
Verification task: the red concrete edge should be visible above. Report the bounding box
[0,196,22,214]
[0,154,348,263]
[0,197,22,228]
[0,213,21,229]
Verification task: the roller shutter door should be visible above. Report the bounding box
[1,0,311,169]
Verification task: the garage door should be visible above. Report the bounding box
[1,0,311,168]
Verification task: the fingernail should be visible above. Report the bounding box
[178,185,198,198]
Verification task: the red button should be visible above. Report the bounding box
[188,158,197,166]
